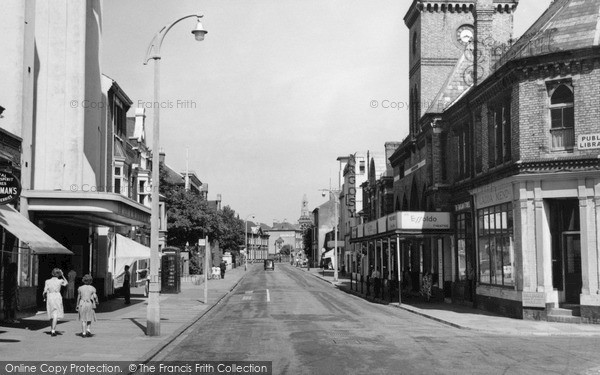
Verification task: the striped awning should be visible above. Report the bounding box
[0,205,72,254]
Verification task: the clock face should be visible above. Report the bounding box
[456,25,474,46]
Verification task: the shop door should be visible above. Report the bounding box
[563,232,581,304]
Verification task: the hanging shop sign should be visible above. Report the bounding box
[346,154,357,217]
[0,171,21,205]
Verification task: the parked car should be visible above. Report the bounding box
[264,259,275,271]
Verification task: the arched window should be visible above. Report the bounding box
[549,84,574,150]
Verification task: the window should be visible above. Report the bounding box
[456,212,473,281]
[488,98,511,167]
[477,203,514,287]
[359,160,365,174]
[440,132,447,181]
[549,84,574,150]
[113,165,128,196]
[456,125,471,180]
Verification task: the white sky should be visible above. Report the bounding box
[101,0,553,225]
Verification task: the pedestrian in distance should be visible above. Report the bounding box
[2,262,19,323]
[372,266,381,299]
[43,268,68,336]
[76,274,98,337]
[123,265,131,304]
[219,259,226,279]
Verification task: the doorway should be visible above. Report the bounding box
[563,232,581,304]
[549,199,581,304]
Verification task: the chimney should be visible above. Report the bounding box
[474,0,495,85]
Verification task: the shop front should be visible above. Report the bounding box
[22,190,151,304]
[350,211,452,302]
[0,204,73,314]
[470,174,600,323]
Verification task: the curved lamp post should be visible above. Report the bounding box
[143,15,207,337]
[244,214,255,271]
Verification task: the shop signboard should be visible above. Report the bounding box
[357,224,364,238]
[399,211,451,230]
[384,211,452,231]
[472,183,513,209]
[0,171,21,205]
[377,217,387,234]
[364,221,378,236]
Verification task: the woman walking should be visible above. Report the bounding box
[42,268,68,336]
[76,274,98,337]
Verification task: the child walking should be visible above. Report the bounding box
[76,274,99,337]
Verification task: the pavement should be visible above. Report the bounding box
[0,265,248,361]
[299,266,600,337]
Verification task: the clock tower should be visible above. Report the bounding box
[404,0,518,135]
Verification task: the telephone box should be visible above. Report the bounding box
[161,247,181,294]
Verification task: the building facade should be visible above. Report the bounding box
[351,0,600,323]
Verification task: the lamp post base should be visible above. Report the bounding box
[146,290,161,336]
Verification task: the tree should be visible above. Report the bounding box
[214,206,244,254]
[159,164,219,248]
[280,244,292,255]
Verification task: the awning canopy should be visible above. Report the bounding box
[322,250,334,259]
[112,234,151,280]
[0,205,72,255]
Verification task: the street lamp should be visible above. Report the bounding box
[245,214,255,271]
[320,188,340,282]
[143,14,207,337]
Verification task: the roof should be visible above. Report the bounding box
[163,163,184,185]
[494,0,600,70]
[425,52,473,114]
[269,222,301,232]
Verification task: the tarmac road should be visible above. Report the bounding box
[153,263,600,375]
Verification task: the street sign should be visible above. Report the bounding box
[198,239,206,246]
[0,171,21,205]
[327,241,345,248]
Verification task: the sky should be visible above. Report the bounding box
[101,0,553,225]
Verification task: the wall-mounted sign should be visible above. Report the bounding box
[578,134,600,150]
[364,221,378,236]
[405,159,426,177]
[346,154,357,217]
[472,183,513,209]
[522,291,546,308]
[454,201,471,212]
[0,172,21,205]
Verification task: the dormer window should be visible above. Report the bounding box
[549,84,574,150]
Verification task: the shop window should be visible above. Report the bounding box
[549,84,574,150]
[456,212,473,281]
[477,203,514,287]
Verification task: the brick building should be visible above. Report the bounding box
[352,0,600,322]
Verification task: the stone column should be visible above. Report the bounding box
[579,181,594,296]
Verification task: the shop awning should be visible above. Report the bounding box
[112,234,151,279]
[0,205,72,254]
